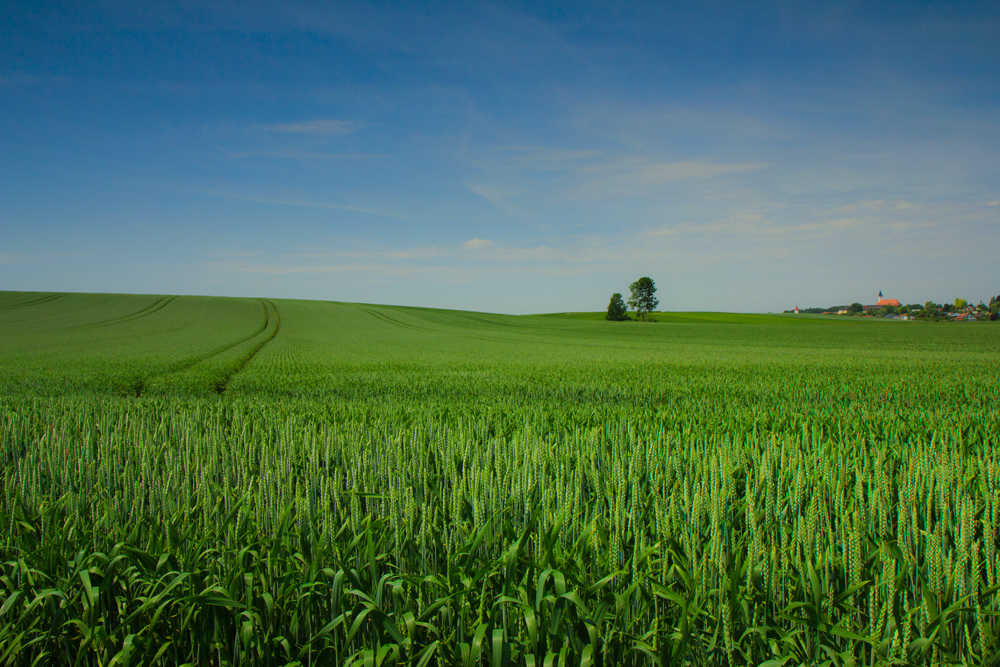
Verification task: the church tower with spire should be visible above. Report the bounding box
[874,290,901,309]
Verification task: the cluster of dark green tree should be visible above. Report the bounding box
[606,277,659,321]
[916,298,1000,321]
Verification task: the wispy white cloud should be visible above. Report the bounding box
[209,261,451,277]
[470,142,767,202]
[574,158,767,199]
[205,235,615,281]
[205,249,262,260]
[266,119,365,135]
[658,108,793,142]
[229,149,387,160]
[784,217,937,241]
[479,245,564,262]
[206,258,611,283]
[987,200,1000,206]
[205,190,419,220]
[466,183,531,216]
[494,146,603,171]
[829,199,926,215]
[457,234,613,265]
[292,247,452,261]
[648,209,939,246]
[571,103,794,150]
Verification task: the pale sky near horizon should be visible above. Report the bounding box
[2,1,998,314]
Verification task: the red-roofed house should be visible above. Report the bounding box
[875,290,901,308]
[864,290,901,311]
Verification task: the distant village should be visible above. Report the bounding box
[786,291,1000,321]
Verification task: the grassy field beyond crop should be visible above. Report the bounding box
[1,291,998,666]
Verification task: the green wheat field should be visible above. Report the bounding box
[1,291,998,666]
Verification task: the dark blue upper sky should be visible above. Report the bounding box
[3,1,998,312]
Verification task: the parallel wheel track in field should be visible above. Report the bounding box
[0,293,66,311]
[452,327,613,350]
[131,299,274,396]
[361,304,546,347]
[70,295,178,330]
[213,299,281,394]
[357,306,428,331]
[452,312,521,329]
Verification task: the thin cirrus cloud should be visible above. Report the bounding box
[210,261,447,276]
[207,238,605,279]
[466,183,531,217]
[208,245,457,277]
[468,148,769,209]
[229,149,388,160]
[650,213,931,239]
[574,158,768,196]
[462,238,493,250]
[493,146,604,171]
[292,247,452,261]
[205,249,262,260]
[204,190,420,221]
[265,119,365,135]
[207,260,598,281]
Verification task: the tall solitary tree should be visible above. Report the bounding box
[628,277,659,320]
[606,292,628,321]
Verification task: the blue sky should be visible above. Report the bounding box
[2,1,998,313]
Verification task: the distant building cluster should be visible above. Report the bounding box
[787,290,1000,321]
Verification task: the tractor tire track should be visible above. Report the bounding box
[358,306,427,331]
[212,300,281,394]
[71,295,178,330]
[164,300,270,371]
[0,293,66,311]
[453,312,521,328]
[133,300,273,395]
